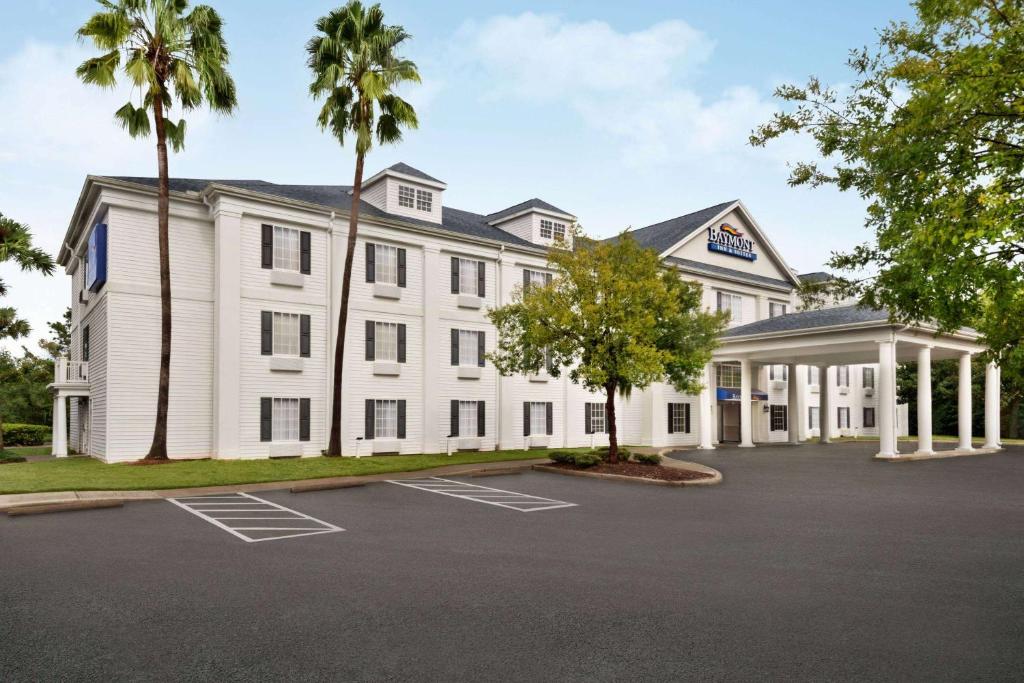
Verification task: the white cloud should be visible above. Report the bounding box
[454,13,785,168]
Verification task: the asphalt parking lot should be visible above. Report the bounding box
[2,442,1022,681]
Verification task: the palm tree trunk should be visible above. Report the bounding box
[327,152,366,456]
[605,381,618,463]
[145,94,172,461]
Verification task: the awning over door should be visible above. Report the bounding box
[717,387,768,401]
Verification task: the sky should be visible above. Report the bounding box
[0,0,916,354]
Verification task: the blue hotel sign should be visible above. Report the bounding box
[86,223,108,292]
[707,222,756,261]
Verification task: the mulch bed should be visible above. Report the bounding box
[546,461,713,482]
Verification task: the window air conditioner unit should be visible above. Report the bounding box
[810,384,819,394]
[771,380,786,390]
[838,386,850,395]
[864,388,874,397]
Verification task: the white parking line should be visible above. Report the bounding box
[167,492,344,543]
[387,477,577,512]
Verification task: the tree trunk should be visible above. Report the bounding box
[145,93,172,461]
[1008,397,1022,439]
[0,410,5,451]
[605,381,618,464]
[327,152,366,456]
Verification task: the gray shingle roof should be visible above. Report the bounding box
[723,305,890,337]
[666,256,793,291]
[609,200,736,253]
[106,176,538,249]
[798,271,831,284]
[387,162,443,184]
[487,198,572,223]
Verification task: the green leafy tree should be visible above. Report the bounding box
[0,349,55,451]
[488,232,727,463]
[308,1,420,456]
[750,0,1024,439]
[0,212,55,341]
[76,0,237,460]
[39,308,72,359]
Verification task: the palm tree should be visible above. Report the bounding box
[308,1,420,456]
[0,212,54,342]
[76,0,237,460]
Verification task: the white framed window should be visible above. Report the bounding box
[863,407,876,428]
[553,222,566,240]
[459,401,478,437]
[525,269,548,288]
[273,226,300,271]
[529,402,548,436]
[398,185,415,208]
[457,258,478,295]
[808,406,819,429]
[771,405,788,431]
[273,313,300,357]
[375,244,398,285]
[769,302,788,318]
[769,365,789,381]
[837,407,850,429]
[837,366,850,387]
[458,330,479,366]
[670,403,690,434]
[374,322,398,362]
[375,399,398,438]
[588,402,606,433]
[862,367,875,389]
[807,366,819,385]
[273,398,299,442]
[415,189,432,212]
[717,363,741,388]
[716,291,743,325]
[539,219,553,239]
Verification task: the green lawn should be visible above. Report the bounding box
[0,445,52,458]
[0,448,584,495]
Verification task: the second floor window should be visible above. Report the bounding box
[769,302,788,318]
[769,365,789,381]
[862,367,875,389]
[717,363,741,388]
[273,313,300,357]
[375,244,398,285]
[273,226,300,271]
[837,366,850,387]
[458,330,482,366]
[374,322,398,362]
[716,291,743,325]
[807,366,819,385]
[523,269,552,291]
[452,257,484,296]
[82,325,90,362]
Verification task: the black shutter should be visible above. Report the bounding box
[83,326,90,361]
[300,231,311,274]
[451,257,460,294]
[260,398,272,442]
[545,402,553,436]
[451,329,459,365]
[300,315,310,357]
[584,404,592,434]
[261,311,273,355]
[477,331,485,367]
[397,400,406,439]
[365,321,375,361]
[397,248,406,287]
[365,243,375,282]
[477,261,485,297]
[261,224,273,269]
[299,398,310,441]
[685,404,691,433]
[450,400,459,437]
[364,400,374,439]
[397,324,406,363]
[477,401,485,437]
[667,404,675,434]
[523,403,530,437]
[523,269,530,291]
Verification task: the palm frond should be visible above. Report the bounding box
[114,101,152,138]
[75,49,121,88]
[164,118,187,152]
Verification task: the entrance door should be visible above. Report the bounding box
[719,403,740,442]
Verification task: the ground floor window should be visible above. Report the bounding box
[863,407,876,428]
[770,405,788,432]
[260,397,310,442]
[837,407,850,429]
[667,403,691,434]
[364,399,406,439]
[585,402,607,434]
[808,406,819,429]
[524,402,553,436]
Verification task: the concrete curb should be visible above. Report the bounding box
[532,457,722,487]
[6,500,124,516]
[875,446,1003,462]
[0,458,549,511]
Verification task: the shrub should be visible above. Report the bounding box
[570,451,602,468]
[594,447,631,463]
[633,452,662,465]
[1,423,50,446]
[547,451,575,464]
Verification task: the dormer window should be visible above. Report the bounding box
[397,184,433,213]
[398,185,415,208]
[540,219,553,239]
[553,222,566,240]
[415,189,432,212]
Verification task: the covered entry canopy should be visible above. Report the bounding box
[706,305,1000,458]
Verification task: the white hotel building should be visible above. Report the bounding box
[51,163,1002,462]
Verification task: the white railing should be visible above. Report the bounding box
[55,358,89,384]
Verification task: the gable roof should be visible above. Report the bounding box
[104,176,538,250]
[609,200,736,252]
[387,162,443,184]
[487,198,573,223]
[723,304,890,337]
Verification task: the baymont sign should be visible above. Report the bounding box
[707,223,757,261]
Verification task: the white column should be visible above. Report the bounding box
[820,365,832,443]
[212,206,243,459]
[915,346,934,455]
[698,363,714,449]
[54,394,68,458]
[957,352,974,451]
[739,358,754,447]
[984,362,1001,449]
[649,382,666,446]
[497,255,517,449]
[421,246,441,454]
[51,396,60,456]
[787,363,799,445]
[877,340,898,458]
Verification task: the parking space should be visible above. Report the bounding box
[387,476,577,512]
[167,492,344,542]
